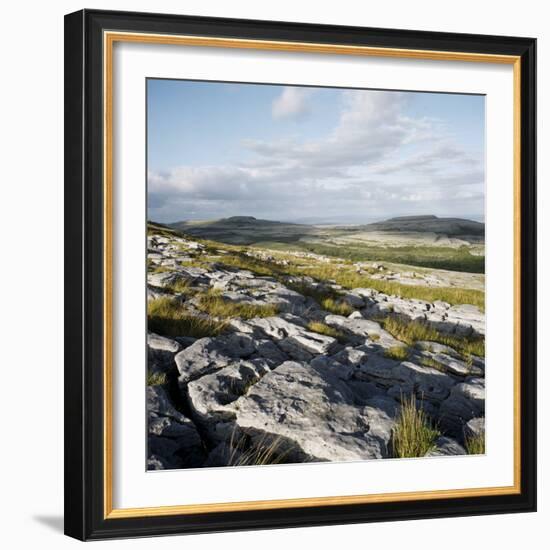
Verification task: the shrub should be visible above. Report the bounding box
[391,395,440,458]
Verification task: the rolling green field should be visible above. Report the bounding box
[252,240,484,273]
[167,215,485,274]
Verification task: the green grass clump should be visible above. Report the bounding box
[419,356,446,372]
[147,371,168,386]
[392,395,440,458]
[379,316,485,358]
[147,297,227,338]
[217,254,279,277]
[196,292,279,320]
[166,279,197,296]
[149,264,171,274]
[384,345,410,361]
[320,297,354,316]
[465,430,485,455]
[307,321,348,342]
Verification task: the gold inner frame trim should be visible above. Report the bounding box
[103,30,522,520]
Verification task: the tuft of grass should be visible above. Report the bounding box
[419,356,446,372]
[391,395,440,458]
[147,371,168,386]
[196,292,279,320]
[217,254,279,277]
[307,321,348,343]
[227,431,289,467]
[150,264,171,274]
[320,297,354,316]
[465,431,485,455]
[384,345,410,361]
[166,278,197,296]
[379,316,485,359]
[147,297,227,338]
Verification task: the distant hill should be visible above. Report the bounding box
[165,214,484,245]
[360,215,484,237]
[168,216,314,245]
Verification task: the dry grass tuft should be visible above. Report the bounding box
[307,321,348,342]
[391,395,440,458]
[196,292,279,320]
[147,297,227,338]
[380,316,485,359]
[384,345,410,361]
[465,430,485,455]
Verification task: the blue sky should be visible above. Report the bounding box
[147,79,485,224]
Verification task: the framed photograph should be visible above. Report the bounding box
[64,9,536,540]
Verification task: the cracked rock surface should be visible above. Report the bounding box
[146,228,485,469]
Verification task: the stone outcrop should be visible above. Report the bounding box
[146,228,486,469]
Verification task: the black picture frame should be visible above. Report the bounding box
[64,8,537,541]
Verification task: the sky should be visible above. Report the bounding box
[147,79,485,224]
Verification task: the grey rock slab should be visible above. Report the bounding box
[426,436,467,457]
[148,333,181,376]
[356,359,455,402]
[147,271,188,288]
[280,331,338,357]
[253,339,289,366]
[175,333,256,383]
[324,315,386,338]
[245,316,306,341]
[431,352,483,377]
[465,417,485,439]
[187,360,271,444]
[415,341,461,358]
[228,361,398,462]
[439,378,485,436]
[342,293,365,308]
[148,332,181,353]
[331,346,369,367]
[147,385,205,469]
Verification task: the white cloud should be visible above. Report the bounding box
[271,87,312,120]
[149,89,484,223]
